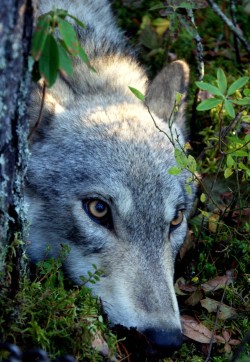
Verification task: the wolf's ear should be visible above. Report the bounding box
[145,60,189,127]
[29,81,74,142]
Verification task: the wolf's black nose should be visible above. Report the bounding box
[143,328,182,351]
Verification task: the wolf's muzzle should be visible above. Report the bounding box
[144,327,182,352]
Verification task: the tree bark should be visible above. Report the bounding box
[0,0,33,293]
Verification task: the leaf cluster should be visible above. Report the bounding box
[31,9,92,87]
[196,69,250,118]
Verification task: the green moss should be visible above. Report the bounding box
[0,246,119,361]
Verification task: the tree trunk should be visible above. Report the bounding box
[0,0,33,294]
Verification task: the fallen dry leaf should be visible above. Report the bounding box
[174,277,188,296]
[185,289,203,306]
[200,297,237,319]
[181,315,215,344]
[201,273,233,292]
[92,332,110,357]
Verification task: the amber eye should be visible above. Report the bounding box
[82,199,113,229]
[170,210,184,229]
[88,200,109,218]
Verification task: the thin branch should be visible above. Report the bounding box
[229,0,241,65]
[206,0,250,57]
[205,279,229,362]
[187,9,204,81]
[28,81,46,140]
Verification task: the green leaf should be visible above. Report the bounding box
[243,89,250,96]
[231,97,250,106]
[200,209,210,218]
[242,115,250,123]
[217,68,227,94]
[234,150,248,157]
[174,148,188,168]
[128,86,145,101]
[226,154,235,168]
[187,154,197,173]
[200,193,206,203]
[78,45,89,64]
[224,168,233,178]
[58,42,73,76]
[67,14,86,28]
[55,9,68,19]
[58,18,79,55]
[197,98,222,111]
[227,77,249,96]
[185,184,192,194]
[223,100,235,118]
[238,162,250,171]
[168,166,181,175]
[149,4,165,11]
[39,34,59,87]
[31,16,51,60]
[196,81,223,96]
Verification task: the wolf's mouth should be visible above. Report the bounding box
[112,324,182,361]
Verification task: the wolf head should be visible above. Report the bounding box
[26,10,194,348]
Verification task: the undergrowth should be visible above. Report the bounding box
[0,245,118,361]
[0,1,249,361]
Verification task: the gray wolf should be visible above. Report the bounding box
[26,0,195,352]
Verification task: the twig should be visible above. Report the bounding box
[206,0,250,57]
[205,279,229,362]
[229,0,241,65]
[28,81,46,140]
[187,9,204,81]
[146,105,175,146]
[196,155,225,242]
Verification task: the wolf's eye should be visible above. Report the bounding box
[82,199,113,229]
[88,200,108,218]
[170,210,184,230]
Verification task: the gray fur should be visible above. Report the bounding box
[26,0,195,345]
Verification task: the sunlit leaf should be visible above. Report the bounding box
[128,86,145,101]
[168,166,182,175]
[174,148,188,168]
[187,154,196,173]
[200,193,206,203]
[185,184,192,194]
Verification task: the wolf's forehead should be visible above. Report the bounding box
[110,181,184,222]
